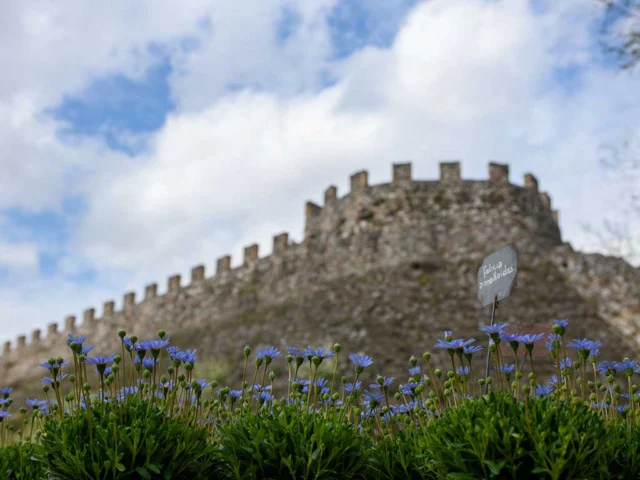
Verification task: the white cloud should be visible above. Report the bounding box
[0,240,38,271]
[168,0,339,112]
[70,0,640,280]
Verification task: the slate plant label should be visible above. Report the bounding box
[477,243,518,307]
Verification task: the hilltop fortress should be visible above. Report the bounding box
[2,161,640,386]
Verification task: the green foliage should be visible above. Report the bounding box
[0,442,45,479]
[605,421,640,479]
[420,393,618,480]
[35,396,221,480]
[4,320,640,478]
[525,395,609,480]
[370,429,435,480]
[216,404,372,480]
[422,393,534,479]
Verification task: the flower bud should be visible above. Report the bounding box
[409,356,418,367]
[118,330,126,338]
[243,345,251,357]
[422,352,431,362]
[157,330,166,339]
[333,343,341,353]
[130,335,138,344]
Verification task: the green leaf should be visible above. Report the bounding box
[136,467,151,479]
[484,459,506,476]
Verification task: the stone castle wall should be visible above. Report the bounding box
[1,160,639,386]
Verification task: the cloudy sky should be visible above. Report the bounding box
[0,0,638,344]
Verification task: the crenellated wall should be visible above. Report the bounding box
[1,160,638,387]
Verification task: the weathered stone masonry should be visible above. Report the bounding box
[1,160,640,386]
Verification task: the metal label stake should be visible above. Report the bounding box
[477,244,518,396]
[483,295,498,395]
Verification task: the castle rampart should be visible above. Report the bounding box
[1,160,638,387]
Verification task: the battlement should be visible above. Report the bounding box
[0,160,562,359]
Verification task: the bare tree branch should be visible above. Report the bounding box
[596,0,640,70]
[583,134,640,265]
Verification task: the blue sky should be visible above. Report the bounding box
[0,0,638,343]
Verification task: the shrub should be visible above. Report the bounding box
[370,428,435,480]
[216,404,372,480]
[36,395,221,479]
[604,421,640,479]
[0,442,44,479]
[525,395,609,480]
[421,393,534,479]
